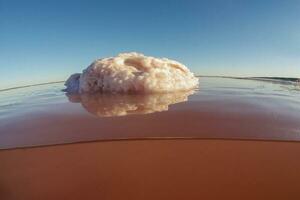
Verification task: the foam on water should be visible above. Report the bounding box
[65,52,199,93]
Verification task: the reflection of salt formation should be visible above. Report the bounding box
[67,90,194,117]
[65,52,198,94]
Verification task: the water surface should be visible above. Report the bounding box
[0,77,299,149]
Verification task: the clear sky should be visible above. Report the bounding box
[0,0,299,89]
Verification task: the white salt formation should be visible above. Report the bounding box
[67,91,194,117]
[65,52,198,93]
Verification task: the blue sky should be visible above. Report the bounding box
[0,0,299,88]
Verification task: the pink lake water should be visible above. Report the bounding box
[0,77,299,149]
[1,77,300,200]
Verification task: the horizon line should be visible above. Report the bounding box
[0,75,299,92]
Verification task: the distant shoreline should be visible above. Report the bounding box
[0,76,299,92]
[0,81,65,92]
[197,75,300,83]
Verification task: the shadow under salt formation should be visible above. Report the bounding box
[66,90,195,117]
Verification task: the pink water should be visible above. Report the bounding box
[0,77,299,149]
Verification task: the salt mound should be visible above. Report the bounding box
[67,90,194,117]
[65,52,198,93]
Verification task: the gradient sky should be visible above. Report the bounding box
[0,0,299,89]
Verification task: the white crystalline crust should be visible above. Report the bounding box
[65,52,199,93]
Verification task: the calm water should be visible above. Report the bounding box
[0,77,299,149]
[1,77,300,200]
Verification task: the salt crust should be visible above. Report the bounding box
[65,52,198,93]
